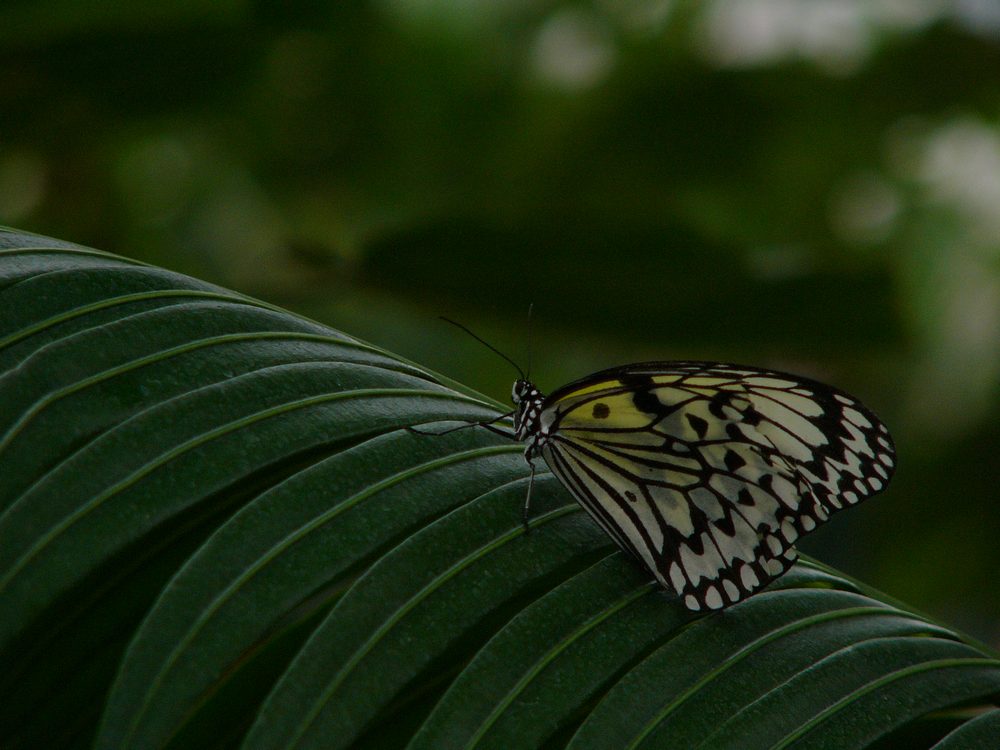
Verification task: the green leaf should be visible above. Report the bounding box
[95,430,526,749]
[1,227,997,750]
[931,709,1000,749]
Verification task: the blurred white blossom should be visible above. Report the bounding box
[918,119,1000,243]
[531,10,616,90]
[698,0,944,73]
[890,117,1000,437]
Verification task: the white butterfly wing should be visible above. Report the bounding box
[537,362,895,611]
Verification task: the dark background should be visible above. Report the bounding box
[3,1,999,644]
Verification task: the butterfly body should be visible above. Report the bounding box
[509,361,895,612]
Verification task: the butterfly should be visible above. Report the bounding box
[423,324,896,612]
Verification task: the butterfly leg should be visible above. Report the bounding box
[407,411,515,438]
[522,450,537,533]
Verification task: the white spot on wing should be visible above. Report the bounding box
[723,579,740,602]
[669,562,686,592]
[766,534,783,555]
[705,585,724,609]
[842,407,872,429]
[780,518,798,543]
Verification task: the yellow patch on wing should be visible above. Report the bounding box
[554,379,625,398]
[556,388,664,430]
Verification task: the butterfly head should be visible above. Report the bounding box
[511,379,544,442]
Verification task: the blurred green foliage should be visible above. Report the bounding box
[3,1,1000,644]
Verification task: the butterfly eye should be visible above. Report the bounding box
[512,379,533,404]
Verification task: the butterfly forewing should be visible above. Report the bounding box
[535,362,895,611]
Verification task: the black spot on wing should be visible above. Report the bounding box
[714,511,736,537]
[724,449,747,473]
[707,391,736,419]
[686,413,709,439]
[632,389,664,416]
[592,402,610,419]
[619,372,656,389]
[685,531,705,556]
[725,423,745,440]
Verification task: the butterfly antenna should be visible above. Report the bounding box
[526,302,534,381]
[440,317,526,380]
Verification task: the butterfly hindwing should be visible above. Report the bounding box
[536,362,895,611]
